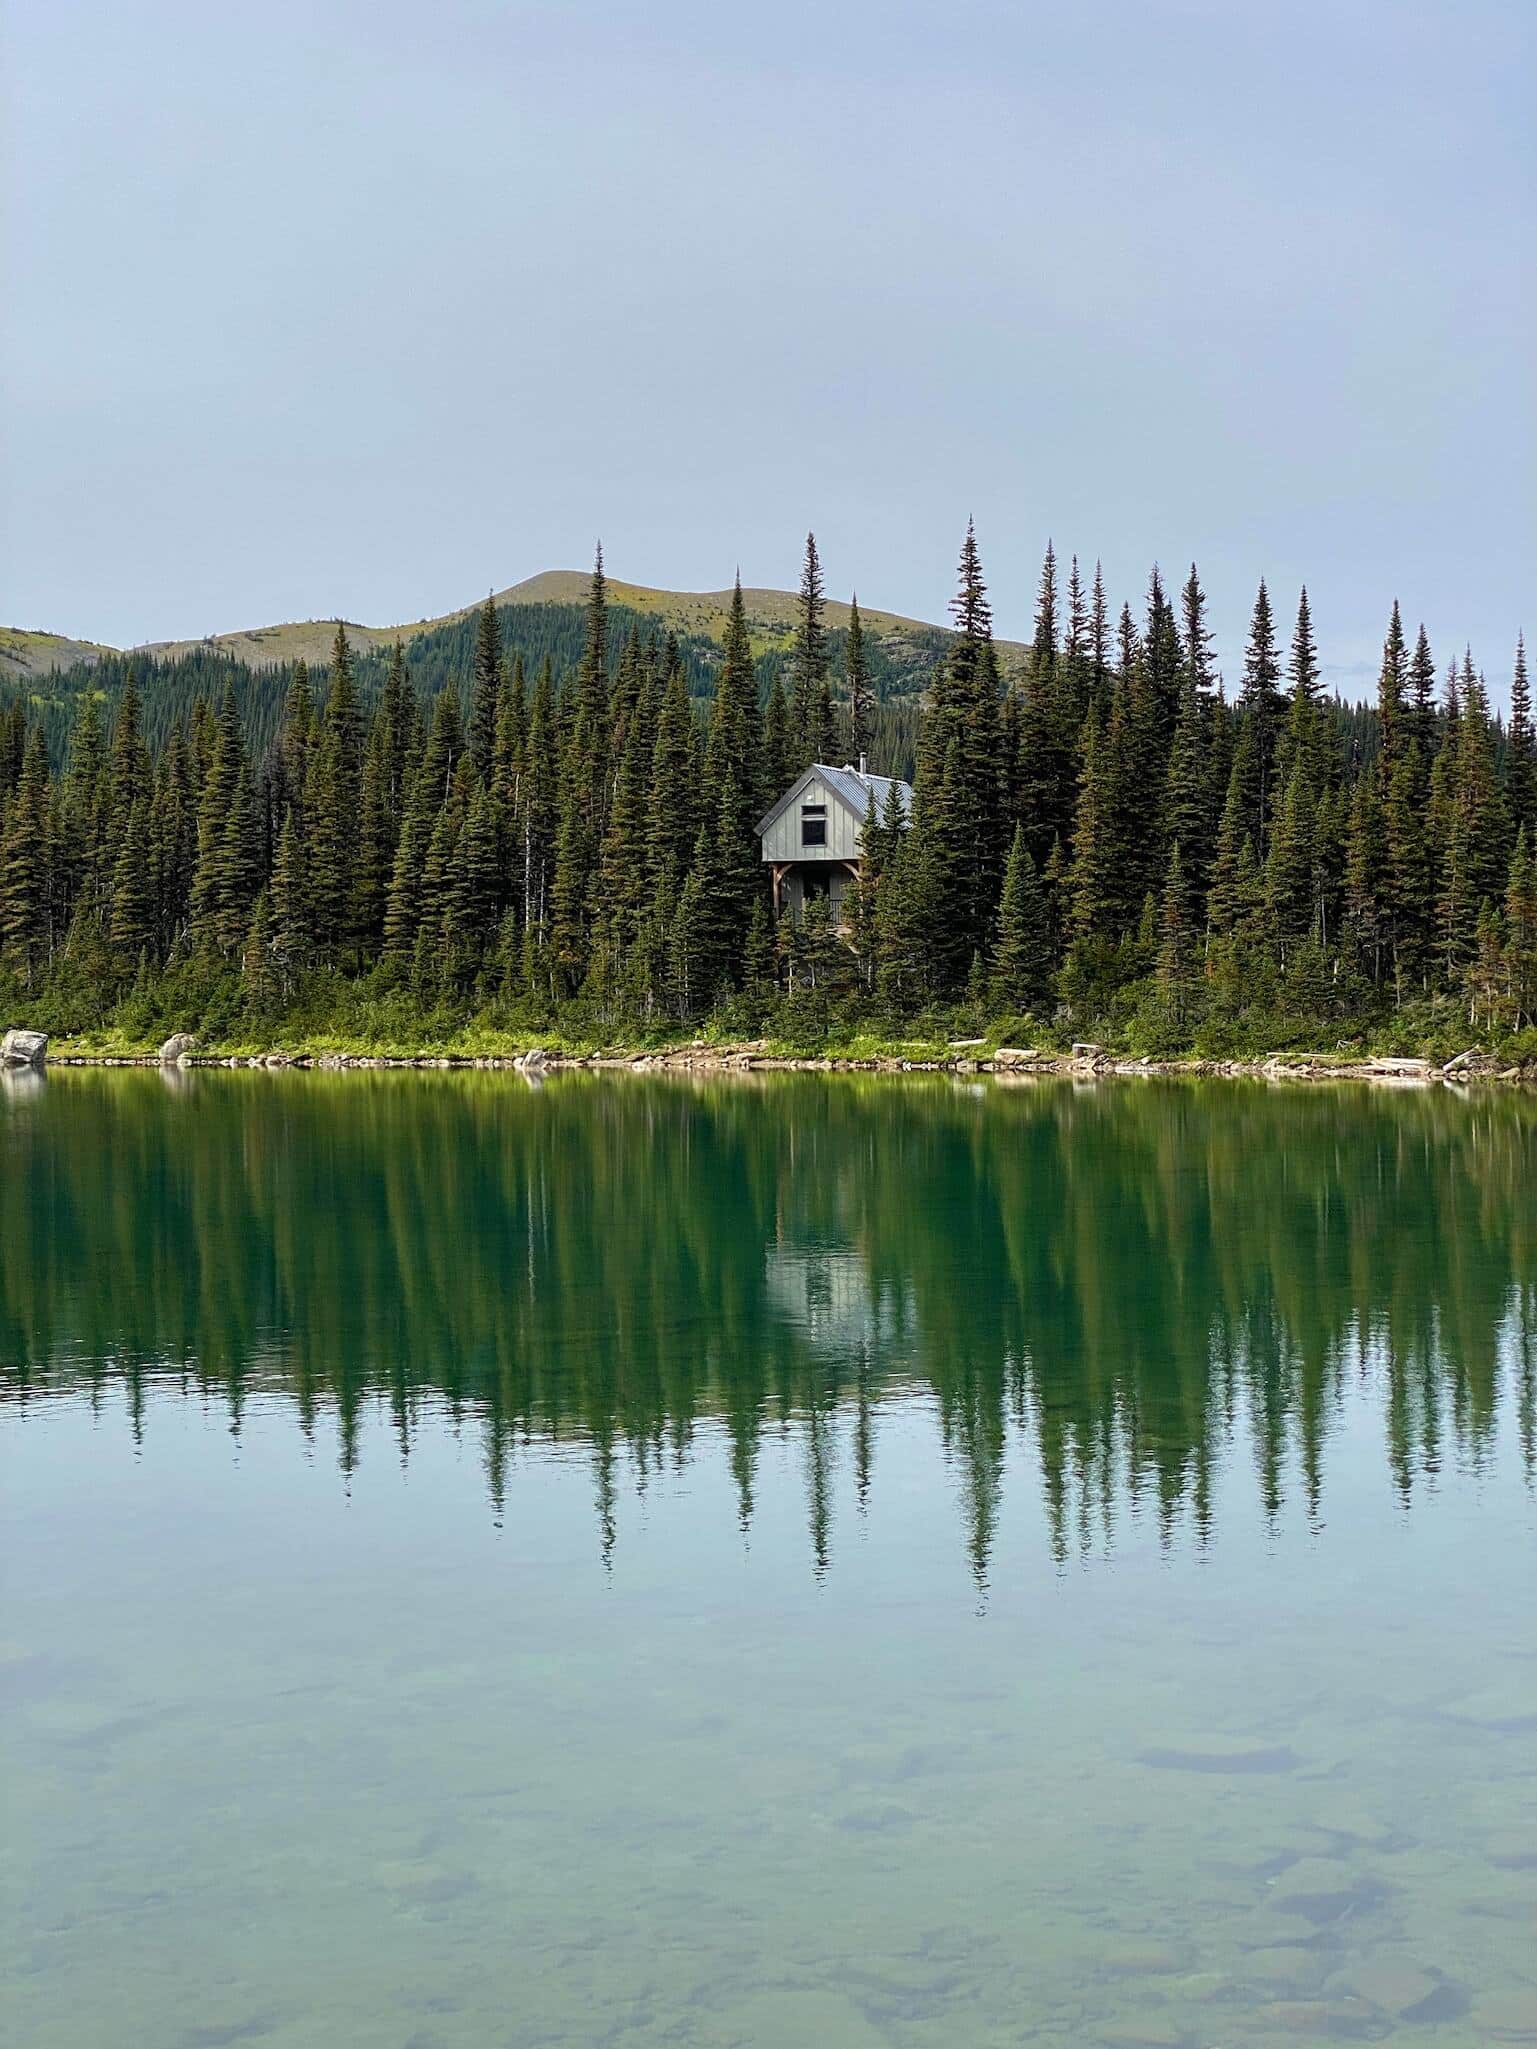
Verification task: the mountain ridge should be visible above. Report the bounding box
[1,570,1007,684]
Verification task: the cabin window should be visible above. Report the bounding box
[801,804,827,848]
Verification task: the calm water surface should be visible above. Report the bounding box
[2,1070,1534,2048]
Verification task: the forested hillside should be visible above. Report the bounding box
[1,531,1532,1055]
[1,570,951,762]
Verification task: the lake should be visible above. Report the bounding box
[2,1069,1534,2048]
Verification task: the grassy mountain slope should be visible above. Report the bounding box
[0,626,116,682]
[3,570,1019,686]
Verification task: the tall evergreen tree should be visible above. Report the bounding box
[307,624,364,960]
[469,594,503,777]
[1180,564,1217,698]
[1504,825,1537,1027]
[1507,633,1535,840]
[1376,601,1409,769]
[1156,841,1199,1029]
[1238,580,1283,843]
[761,672,796,799]
[697,576,764,979]
[0,729,53,983]
[910,524,1005,985]
[550,547,613,990]
[1438,655,1508,968]
[991,824,1053,1013]
[789,533,828,769]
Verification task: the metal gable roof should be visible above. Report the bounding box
[755,764,913,839]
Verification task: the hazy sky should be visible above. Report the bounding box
[4,0,1532,698]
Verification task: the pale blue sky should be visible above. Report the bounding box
[3,0,1532,697]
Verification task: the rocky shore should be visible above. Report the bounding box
[32,1038,1536,1084]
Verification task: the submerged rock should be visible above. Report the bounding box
[1097,2018,1187,2047]
[1254,1994,1380,2035]
[1439,1685,1537,1735]
[1340,1955,1443,2017]
[1136,1739,1300,1775]
[1,1027,47,1067]
[1099,1943,1187,1979]
[1267,1857,1382,1926]
[1237,1946,1330,1998]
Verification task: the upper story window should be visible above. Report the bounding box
[801,803,827,847]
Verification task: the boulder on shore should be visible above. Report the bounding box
[158,1033,198,1065]
[1,1028,48,1068]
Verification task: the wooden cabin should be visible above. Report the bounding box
[757,762,913,923]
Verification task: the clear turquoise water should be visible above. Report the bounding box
[2,1070,1534,2047]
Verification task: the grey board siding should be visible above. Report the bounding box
[758,766,911,865]
[760,772,865,863]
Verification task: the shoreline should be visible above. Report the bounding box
[26,1044,1535,1084]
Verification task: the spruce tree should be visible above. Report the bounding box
[1343,771,1387,981]
[1507,633,1535,840]
[63,696,109,927]
[1408,625,1437,753]
[270,809,312,987]
[446,782,502,976]
[150,727,197,956]
[189,684,247,954]
[1062,555,1090,716]
[1206,766,1251,946]
[0,730,53,984]
[761,672,796,799]
[469,594,503,777]
[520,658,560,949]
[1266,755,1319,960]
[1180,564,1217,697]
[789,533,828,769]
[844,595,874,763]
[1503,825,1537,1027]
[106,793,155,965]
[1438,656,1509,968]
[307,624,364,961]
[1376,601,1409,769]
[354,640,416,942]
[910,523,1004,984]
[648,658,699,891]
[1238,580,1283,842]
[991,824,1053,1014]
[1018,541,1076,861]
[1156,841,1199,1030]
[1383,741,1433,990]
[241,892,278,1011]
[697,576,764,979]
[1164,675,1213,905]
[1064,701,1113,944]
[1088,561,1111,712]
[596,675,655,968]
[550,547,613,990]
[1143,564,1184,738]
[279,660,315,824]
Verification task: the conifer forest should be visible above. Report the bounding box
[2,530,1534,1055]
